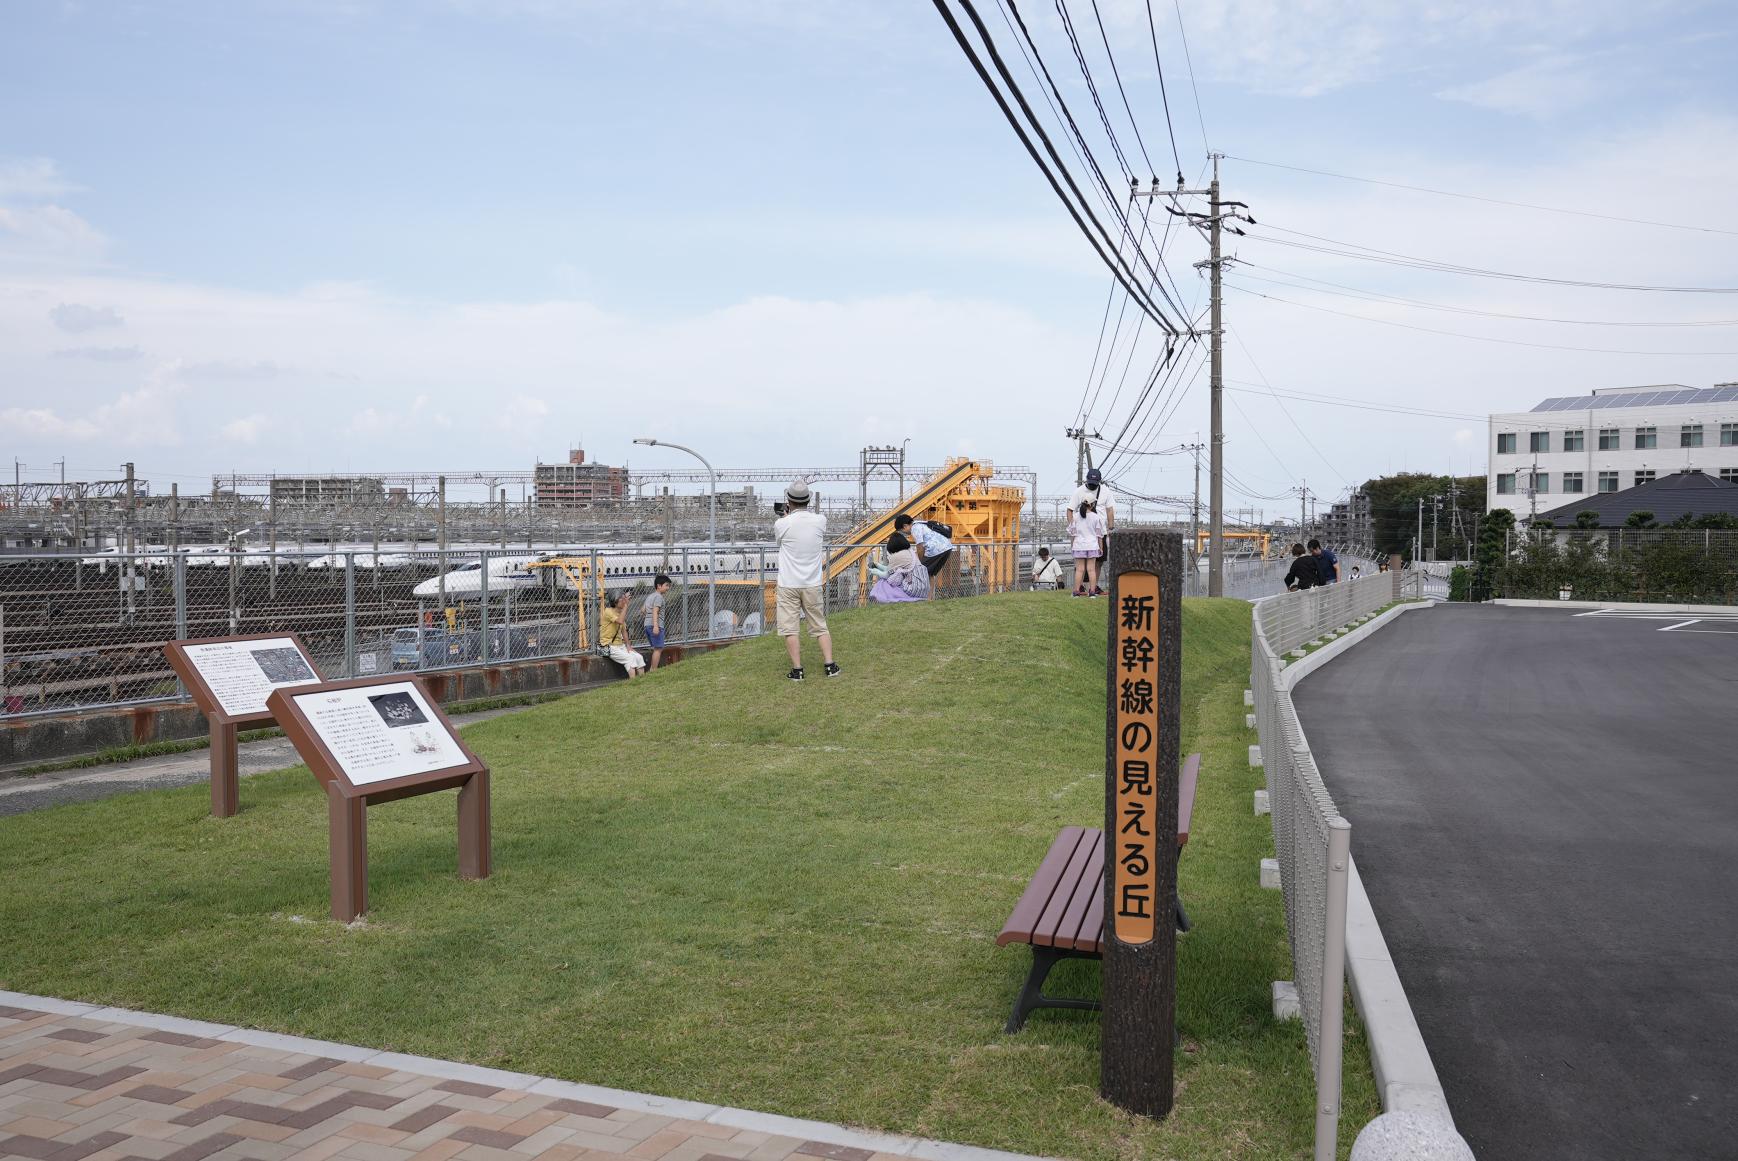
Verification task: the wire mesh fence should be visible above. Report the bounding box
[1488,527,1738,603]
[0,540,1028,720]
[1249,569,1397,1160]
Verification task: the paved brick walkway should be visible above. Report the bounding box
[0,995,1035,1161]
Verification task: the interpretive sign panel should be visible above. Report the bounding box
[267,675,490,922]
[166,634,322,724]
[164,633,324,818]
[1101,530,1181,1119]
[290,681,469,787]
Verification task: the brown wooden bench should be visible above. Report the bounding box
[996,752,1202,1032]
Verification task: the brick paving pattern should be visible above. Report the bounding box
[0,1006,927,1161]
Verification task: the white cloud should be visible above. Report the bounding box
[0,158,81,200]
[221,414,271,443]
[1438,54,1603,118]
[495,394,549,433]
[52,345,141,361]
[50,302,123,332]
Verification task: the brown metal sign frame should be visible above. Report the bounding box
[266,675,491,923]
[163,632,324,818]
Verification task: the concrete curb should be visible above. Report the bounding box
[1491,597,1738,614]
[0,989,1060,1161]
[1277,600,1457,1130]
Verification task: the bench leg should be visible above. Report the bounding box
[1005,945,1101,1034]
[1175,892,1191,933]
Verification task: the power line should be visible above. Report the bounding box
[1142,0,1183,182]
[1230,264,1738,328]
[1225,282,1738,356]
[1223,154,1738,238]
[1227,326,1349,488]
[1242,224,1738,294]
[1170,0,1208,154]
[1085,0,1157,178]
[1052,0,1135,181]
[930,0,1182,335]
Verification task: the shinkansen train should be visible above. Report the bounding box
[410,549,771,599]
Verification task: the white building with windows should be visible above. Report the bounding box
[1487,382,1738,517]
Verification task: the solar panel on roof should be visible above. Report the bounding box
[1718,386,1738,402]
[1626,392,1663,406]
[1670,389,1700,404]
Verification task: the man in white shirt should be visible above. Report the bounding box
[773,480,839,681]
[1069,468,1116,533]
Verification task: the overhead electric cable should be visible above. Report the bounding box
[1230,264,1738,327]
[1170,0,1208,153]
[1226,283,1738,356]
[1085,0,1157,178]
[930,0,1181,334]
[1224,154,1738,238]
[1243,225,1738,294]
[1052,0,1136,181]
[1142,0,1184,180]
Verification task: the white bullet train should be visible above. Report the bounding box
[410,549,770,600]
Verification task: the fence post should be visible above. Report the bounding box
[173,551,188,643]
[480,549,491,664]
[344,553,357,677]
[1101,528,1182,1119]
[1315,818,1352,1161]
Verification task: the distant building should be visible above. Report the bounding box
[1488,382,1738,517]
[535,448,627,508]
[269,476,386,505]
[1319,491,1371,550]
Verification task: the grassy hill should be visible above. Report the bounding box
[0,593,1377,1159]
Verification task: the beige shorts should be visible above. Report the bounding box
[775,586,829,638]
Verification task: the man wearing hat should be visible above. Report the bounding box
[774,480,840,681]
[1070,467,1116,581]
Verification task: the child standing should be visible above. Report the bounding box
[643,573,671,670]
[1070,500,1106,596]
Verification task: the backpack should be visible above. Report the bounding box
[925,520,954,541]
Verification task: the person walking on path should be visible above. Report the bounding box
[1309,539,1339,584]
[1031,546,1063,590]
[600,590,647,678]
[1284,543,1321,591]
[775,480,839,681]
[643,573,671,670]
[1070,500,1107,596]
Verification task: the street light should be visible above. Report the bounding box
[634,438,717,633]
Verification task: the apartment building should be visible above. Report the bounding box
[1487,382,1738,517]
[534,448,627,508]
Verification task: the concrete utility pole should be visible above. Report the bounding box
[1416,496,1425,562]
[1299,483,1308,544]
[1188,443,1203,568]
[1430,494,1442,561]
[1527,459,1540,525]
[1207,154,1225,596]
[1065,427,1098,487]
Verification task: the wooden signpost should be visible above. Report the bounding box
[267,676,491,923]
[1101,529,1182,1118]
[164,633,324,817]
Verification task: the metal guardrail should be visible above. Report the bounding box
[1249,569,1398,1160]
[0,540,1021,720]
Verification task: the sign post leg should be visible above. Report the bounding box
[1101,529,1182,1118]
[328,784,368,922]
[209,721,239,818]
[458,770,492,881]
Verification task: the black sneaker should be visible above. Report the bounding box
[788,667,805,681]
[824,662,842,678]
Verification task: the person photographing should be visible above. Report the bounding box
[774,480,840,681]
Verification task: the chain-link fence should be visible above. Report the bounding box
[1249,569,1400,1160]
[1486,527,1738,603]
[0,540,1026,720]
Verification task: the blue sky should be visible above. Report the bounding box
[4,0,1737,512]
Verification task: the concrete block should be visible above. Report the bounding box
[1248,744,1263,768]
[1260,857,1281,889]
[1253,789,1270,816]
[1350,1111,1475,1161]
[1243,689,1253,706]
[1308,638,1324,647]
[1245,713,1255,729]
[1289,648,1307,659]
[1271,980,1301,1021]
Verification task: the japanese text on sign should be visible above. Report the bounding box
[1113,575,1160,945]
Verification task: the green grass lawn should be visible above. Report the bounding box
[0,594,1377,1159]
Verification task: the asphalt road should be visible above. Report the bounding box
[1293,604,1738,1161]
[0,704,531,816]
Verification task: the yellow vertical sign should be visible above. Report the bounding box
[1112,570,1160,945]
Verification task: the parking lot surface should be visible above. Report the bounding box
[1294,604,1738,1161]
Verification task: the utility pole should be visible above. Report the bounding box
[1065,427,1099,487]
[1527,459,1539,526]
[1430,494,1442,562]
[1416,496,1424,562]
[1299,483,1308,544]
[1188,443,1203,568]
